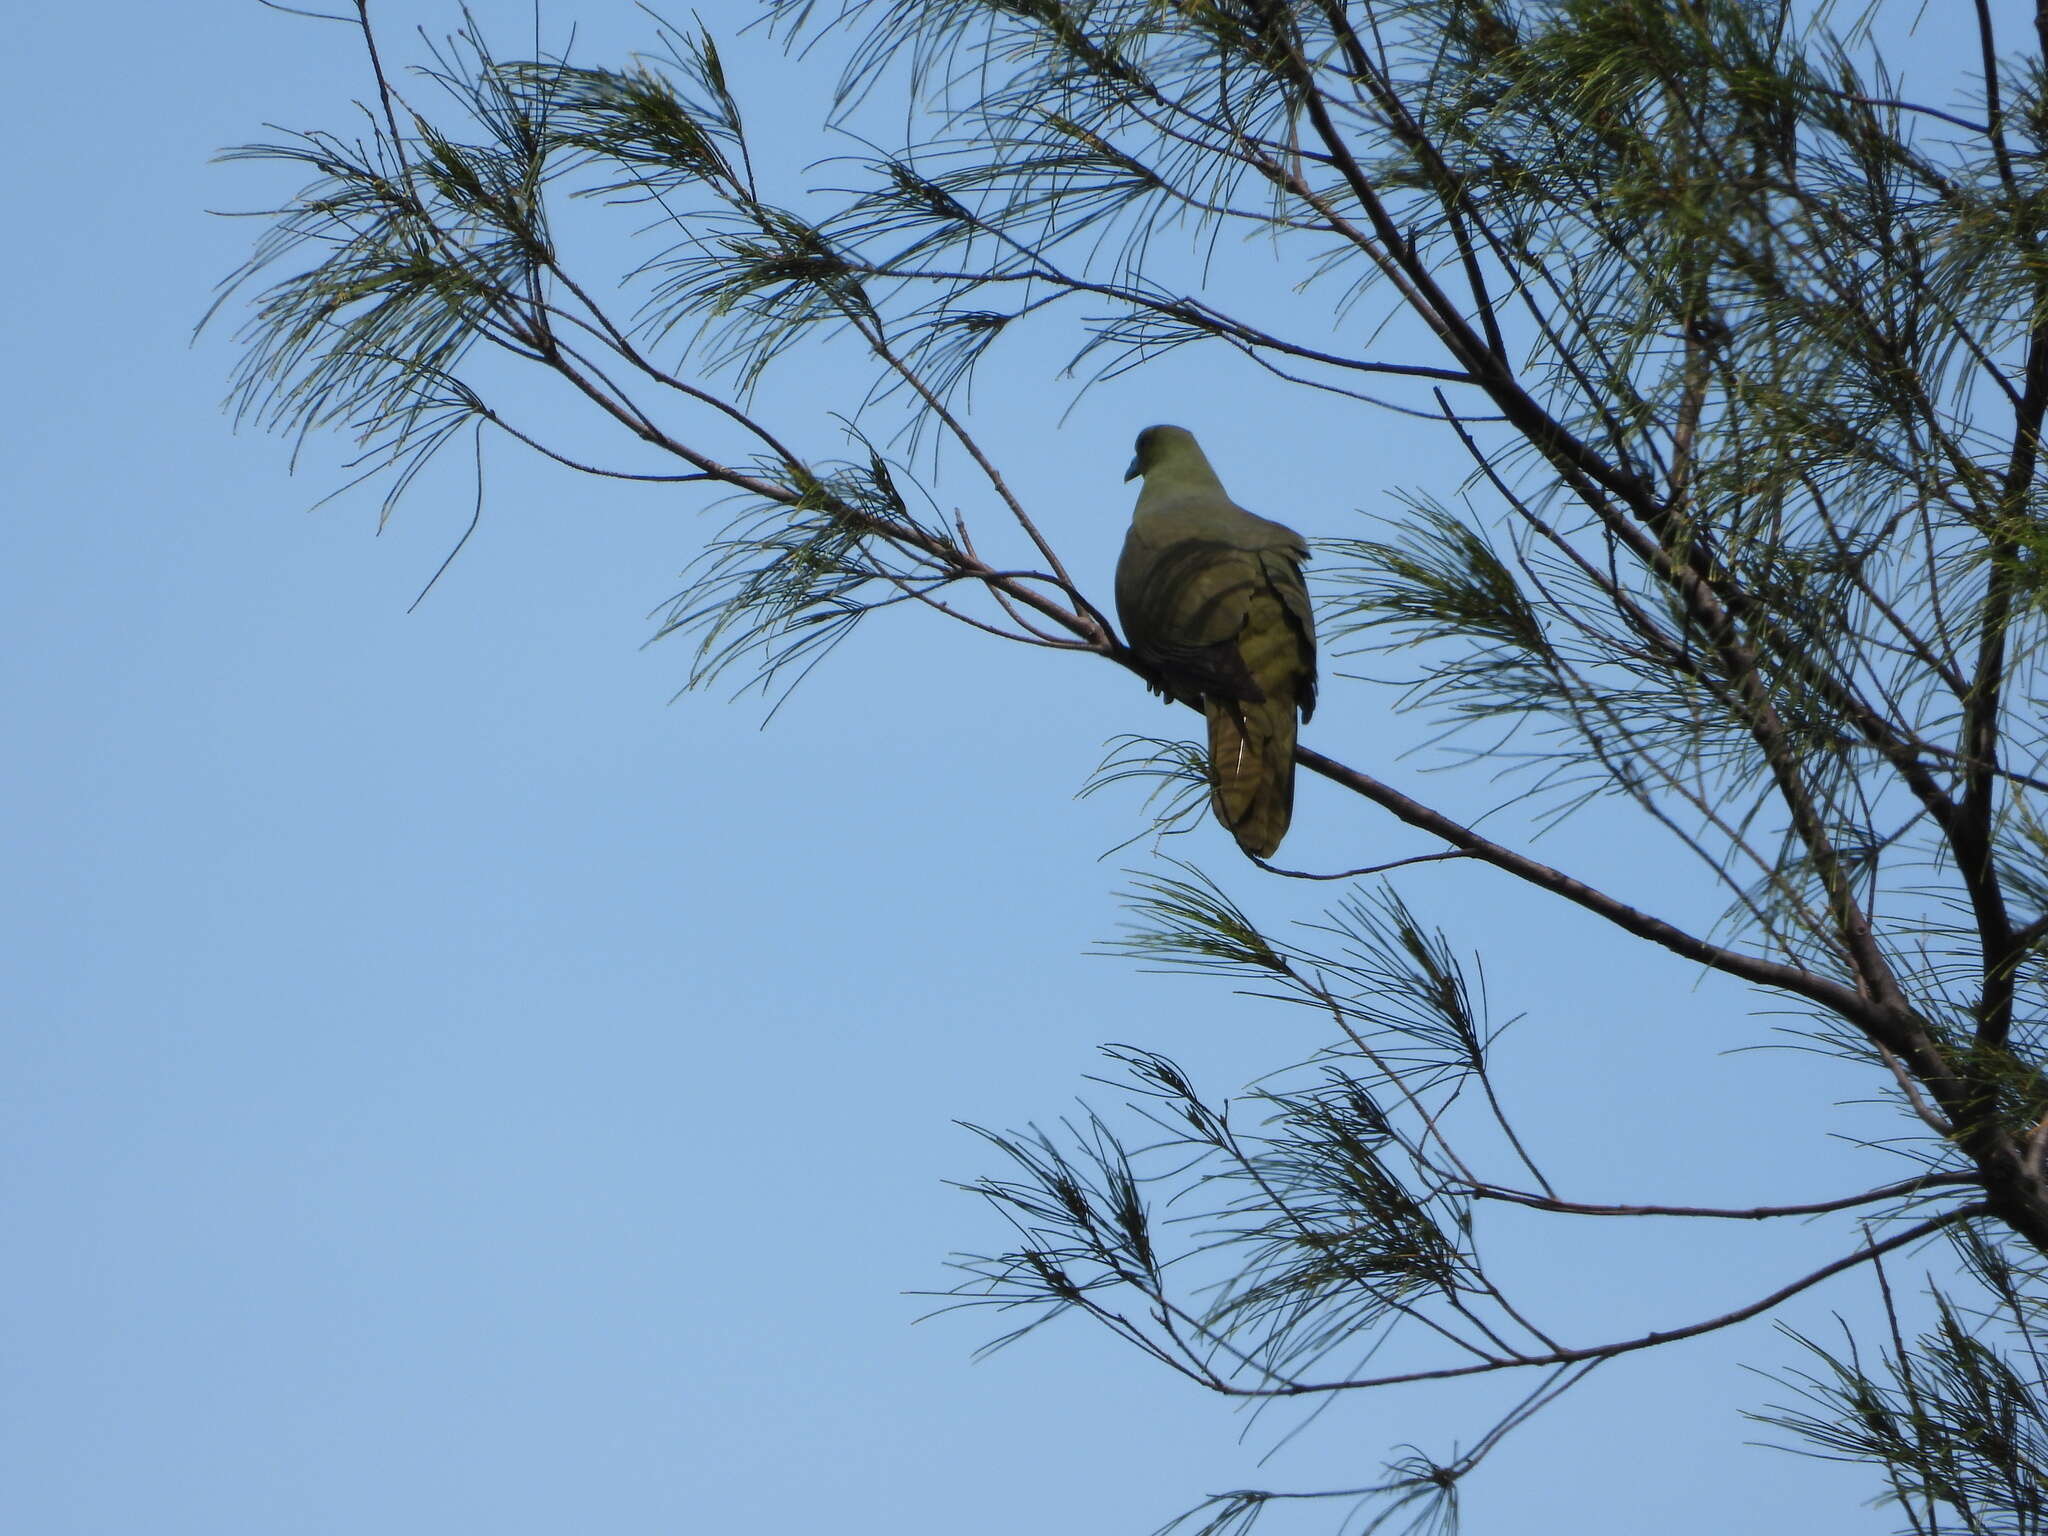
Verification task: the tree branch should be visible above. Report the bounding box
[1198,1204,1988,1398]
[1464,1171,1981,1221]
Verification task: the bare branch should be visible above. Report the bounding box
[1465,1172,1982,1221]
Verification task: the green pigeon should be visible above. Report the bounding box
[1116,425,1317,858]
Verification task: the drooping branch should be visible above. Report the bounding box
[1184,1203,1988,1399]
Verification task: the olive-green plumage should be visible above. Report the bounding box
[1116,425,1317,858]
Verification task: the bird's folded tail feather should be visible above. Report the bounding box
[1205,693,1297,859]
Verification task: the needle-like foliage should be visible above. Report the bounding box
[214,0,2048,1529]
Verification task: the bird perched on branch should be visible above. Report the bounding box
[1116,425,1317,858]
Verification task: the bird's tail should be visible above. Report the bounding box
[1205,692,1297,858]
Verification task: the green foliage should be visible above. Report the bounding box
[214,0,2048,1532]
[655,447,968,698]
[952,870,1530,1400]
[1759,1230,2048,1535]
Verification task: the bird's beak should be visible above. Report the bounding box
[1124,455,1142,482]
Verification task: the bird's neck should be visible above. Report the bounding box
[1137,461,1229,512]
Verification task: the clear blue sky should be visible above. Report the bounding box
[2,2,2008,1532]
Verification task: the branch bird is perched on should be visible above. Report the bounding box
[1116,425,1317,858]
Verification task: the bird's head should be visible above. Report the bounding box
[1125,423,1200,482]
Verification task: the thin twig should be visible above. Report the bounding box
[1465,1171,1981,1221]
[1252,849,1476,881]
